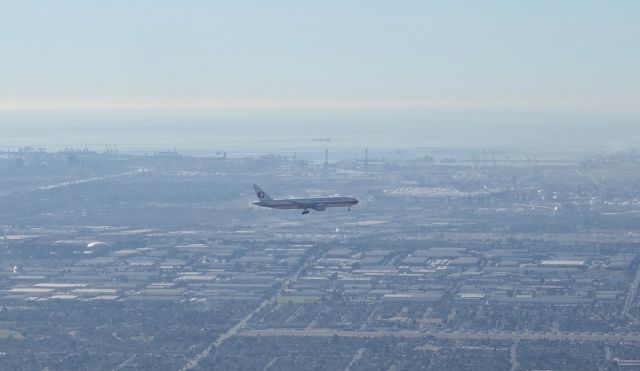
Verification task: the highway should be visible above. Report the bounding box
[180,242,327,370]
[0,169,150,198]
[239,328,640,342]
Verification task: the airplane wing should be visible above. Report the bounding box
[288,200,327,211]
[287,200,314,208]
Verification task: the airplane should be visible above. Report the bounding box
[252,185,358,215]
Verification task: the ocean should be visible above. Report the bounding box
[1,108,638,161]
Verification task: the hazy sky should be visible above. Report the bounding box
[1,1,638,114]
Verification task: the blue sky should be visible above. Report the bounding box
[1,1,638,114]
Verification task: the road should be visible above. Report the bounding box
[180,243,325,370]
[180,297,275,371]
[344,348,366,371]
[239,328,640,342]
[0,169,150,198]
[509,341,519,371]
[623,262,640,322]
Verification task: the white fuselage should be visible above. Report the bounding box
[252,196,359,210]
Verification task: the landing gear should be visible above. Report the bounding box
[348,207,351,212]
[302,210,310,215]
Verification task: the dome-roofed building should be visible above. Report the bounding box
[86,241,109,249]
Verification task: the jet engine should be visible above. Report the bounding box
[312,203,326,211]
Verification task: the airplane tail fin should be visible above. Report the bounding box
[253,185,274,202]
